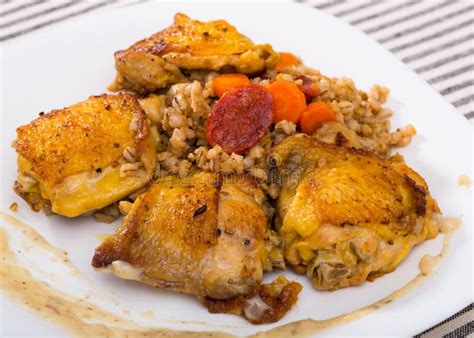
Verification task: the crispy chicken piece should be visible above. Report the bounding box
[110,13,279,94]
[92,172,300,323]
[204,275,302,324]
[13,93,156,217]
[270,134,440,290]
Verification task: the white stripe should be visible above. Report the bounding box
[311,0,349,10]
[0,1,26,13]
[350,1,424,31]
[395,27,473,61]
[409,42,473,70]
[431,67,474,91]
[330,0,379,18]
[302,0,326,7]
[432,73,473,103]
[418,60,474,107]
[379,2,472,49]
[1,1,100,39]
[390,18,474,54]
[0,1,79,28]
[443,85,474,108]
[0,1,53,24]
[372,1,468,44]
[0,0,143,41]
[323,0,385,18]
[428,64,474,84]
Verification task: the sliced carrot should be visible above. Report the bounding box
[213,74,250,97]
[275,52,299,71]
[300,101,337,135]
[267,80,307,124]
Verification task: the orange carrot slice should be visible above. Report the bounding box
[267,80,307,124]
[213,74,250,97]
[300,101,337,135]
[275,52,299,71]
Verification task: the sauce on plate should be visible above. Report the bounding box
[0,211,460,337]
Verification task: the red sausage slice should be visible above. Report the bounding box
[206,84,273,154]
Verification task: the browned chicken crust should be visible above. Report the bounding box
[111,13,279,93]
[13,93,156,217]
[204,275,302,324]
[270,134,440,290]
[92,172,300,323]
[16,94,149,186]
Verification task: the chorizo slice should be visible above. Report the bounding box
[206,85,273,154]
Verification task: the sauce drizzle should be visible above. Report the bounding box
[0,211,460,337]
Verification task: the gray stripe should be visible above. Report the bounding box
[465,111,474,119]
[0,0,45,17]
[428,64,474,84]
[402,33,474,64]
[0,1,80,30]
[452,94,474,108]
[414,48,474,73]
[0,0,116,42]
[365,0,455,34]
[390,18,474,53]
[378,4,474,44]
[333,0,379,17]
[314,0,346,10]
[444,322,474,338]
[439,80,473,96]
[350,1,419,26]
[416,304,473,337]
[120,0,147,8]
[0,0,13,5]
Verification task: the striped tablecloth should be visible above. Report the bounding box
[304,0,474,124]
[1,1,473,336]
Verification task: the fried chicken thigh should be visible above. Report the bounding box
[13,93,156,217]
[270,134,440,290]
[110,13,279,93]
[92,172,301,323]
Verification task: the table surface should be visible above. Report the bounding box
[1,0,472,337]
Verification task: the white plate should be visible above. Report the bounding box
[1,1,472,336]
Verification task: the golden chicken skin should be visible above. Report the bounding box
[13,93,156,218]
[110,13,279,93]
[270,134,440,291]
[92,172,301,324]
